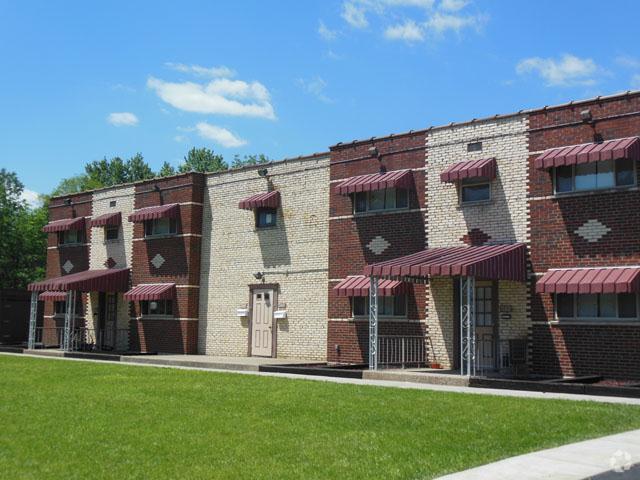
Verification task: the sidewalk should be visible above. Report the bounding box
[436,430,640,480]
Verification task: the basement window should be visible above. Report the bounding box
[352,295,407,317]
[555,293,638,321]
[353,188,409,214]
[554,158,636,194]
[141,300,173,317]
[144,218,177,237]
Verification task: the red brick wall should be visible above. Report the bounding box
[528,93,640,378]
[129,319,197,354]
[327,132,427,363]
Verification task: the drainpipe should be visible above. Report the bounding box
[27,291,38,350]
[369,276,379,370]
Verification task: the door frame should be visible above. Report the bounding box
[474,280,500,371]
[247,283,278,357]
[97,292,118,350]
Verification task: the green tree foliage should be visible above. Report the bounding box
[85,153,154,187]
[0,169,47,288]
[158,161,176,177]
[126,153,155,182]
[178,147,228,173]
[50,174,102,197]
[231,154,271,169]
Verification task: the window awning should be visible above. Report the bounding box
[124,283,176,301]
[335,170,414,195]
[535,136,640,170]
[42,217,85,233]
[89,212,122,228]
[333,276,408,297]
[363,243,527,282]
[28,269,130,293]
[38,291,68,301]
[536,267,640,294]
[440,158,496,183]
[238,191,281,210]
[128,204,179,222]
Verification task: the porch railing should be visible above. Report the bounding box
[70,328,130,352]
[378,335,427,368]
[33,327,64,349]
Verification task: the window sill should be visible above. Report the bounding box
[144,234,178,240]
[57,243,86,248]
[553,185,638,199]
[254,225,278,231]
[353,207,411,218]
[137,315,176,320]
[103,239,121,245]
[549,320,640,326]
[353,315,409,321]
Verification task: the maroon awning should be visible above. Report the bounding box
[28,269,130,292]
[335,170,414,195]
[333,276,409,297]
[238,191,281,210]
[38,291,68,301]
[124,283,176,301]
[90,212,122,227]
[535,136,640,170]
[536,267,640,294]
[42,217,85,233]
[363,244,527,282]
[440,158,496,183]
[128,204,179,222]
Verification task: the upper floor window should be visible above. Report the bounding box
[460,179,491,204]
[554,158,635,194]
[144,218,177,237]
[352,295,407,317]
[256,207,277,228]
[353,188,409,214]
[141,300,173,317]
[58,230,83,246]
[555,293,638,321]
[105,225,119,241]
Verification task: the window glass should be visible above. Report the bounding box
[105,226,119,241]
[354,192,367,212]
[256,208,277,228]
[59,230,81,245]
[393,295,407,316]
[384,188,396,209]
[577,294,598,317]
[618,293,637,318]
[556,294,574,318]
[555,166,573,193]
[616,158,635,186]
[596,159,615,189]
[461,183,490,203]
[141,300,173,316]
[352,297,366,316]
[575,162,597,191]
[599,293,617,318]
[145,218,177,236]
[369,190,385,210]
[351,295,406,317]
[395,188,408,208]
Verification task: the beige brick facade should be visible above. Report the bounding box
[425,116,530,368]
[199,156,330,360]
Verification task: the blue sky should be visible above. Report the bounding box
[2,0,640,202]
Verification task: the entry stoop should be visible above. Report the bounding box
[363,369,471,387]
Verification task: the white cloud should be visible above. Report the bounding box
[439,0,468,11]
[296,77,333,103]
[632,74,640,90]
[194,122,247,148]
[147,77,276,119]
[424,12,487,34]
[384,20,424,42]
[615,55,640,70]
[342,2,369,28]
[165,62,235,78]
[107,112,139,127]
[21,189,41,208]
[318,20,338,40]
[516,54,599,87]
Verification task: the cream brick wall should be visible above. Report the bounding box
[425,116,530,369]
[199,157,329,360]
[86,186,135,345]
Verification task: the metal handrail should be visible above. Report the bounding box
[378,335,427,368]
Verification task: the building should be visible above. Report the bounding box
[27,90,640,380]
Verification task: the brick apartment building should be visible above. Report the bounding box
[27,90,640,380]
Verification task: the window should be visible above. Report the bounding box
[554,158,635,194]
[54,299,82,315]
[467,141,483,152]
[105,225,119,241]
[555,293,638,321]
[460,180,491,204]
[353,188,409,213]
[351,295,407,317]
[58,230,82,246]
[255,207,277,228]
[141,300,173,316]
[144,218,177,237]
[109,200,117,207]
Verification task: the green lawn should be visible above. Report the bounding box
[1,356,640,479]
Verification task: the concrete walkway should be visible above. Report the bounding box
[436,430,640,480]
[4,351,640,405]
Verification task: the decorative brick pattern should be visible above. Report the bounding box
[460,228,491,246]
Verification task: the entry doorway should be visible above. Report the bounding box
[98,292,118,350]
[250,288,275,357]
[475,282,498,371]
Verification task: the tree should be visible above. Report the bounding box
[158,161,176,177]
[231,154,270,169]
[50,174,102,196]
[178,147,228,173]
[84,153,154,187]
[126,153,155,182]
[0,169,47,288]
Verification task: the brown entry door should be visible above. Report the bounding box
[98,293,118,350]
[251,289,273,357]
[475,285,495,371]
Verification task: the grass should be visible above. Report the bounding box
[1,356,640,479]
